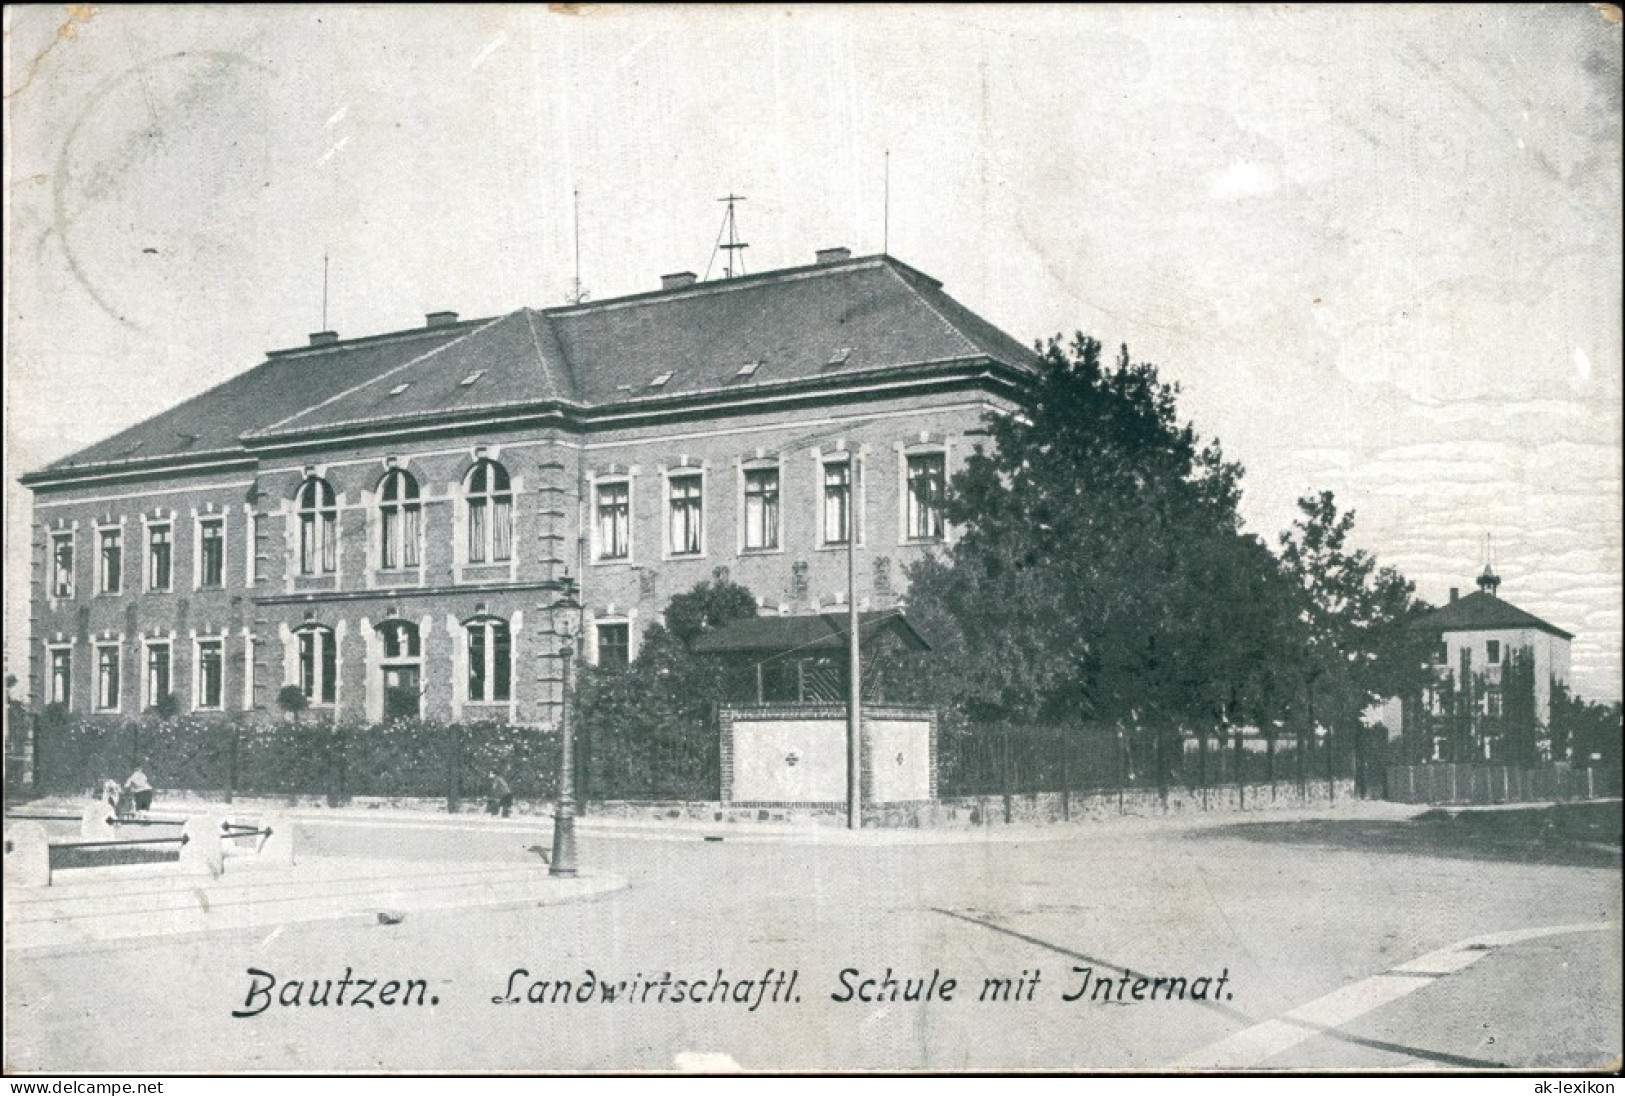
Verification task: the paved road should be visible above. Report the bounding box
[5,812,1619,1072]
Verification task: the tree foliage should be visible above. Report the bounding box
[905,333,1426,741]
[575,575,758,798]
[1277,490,1435,735]
[906,335,1304,730]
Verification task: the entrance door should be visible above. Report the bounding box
[383,665,420,719]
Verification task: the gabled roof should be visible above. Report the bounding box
[23,253,1039,485]
[1418,591,1574,641]
[689,610,931,655]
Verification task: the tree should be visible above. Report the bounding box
[1277,490,1433,742]
[662,572,759,645]
[276,685,309,722]
[904,334,1301,740]
[576,576,758,798]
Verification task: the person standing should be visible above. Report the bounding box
[487,771,513,818]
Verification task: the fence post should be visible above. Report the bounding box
[1198,729,1208,811]
[1157,726,1168,811]
[227,723,239,804]
[1060,730,1071,822]
[1235,731,1245,810]
[1297,727,1307,796]
[1000,724,1012,825]
[1325,728,1335,803]
[1267,731,1276,802]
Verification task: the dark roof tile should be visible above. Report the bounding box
[1418,591,1574,640]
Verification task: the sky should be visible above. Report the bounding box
[4,5,1621,701]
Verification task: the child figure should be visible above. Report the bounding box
[125,763,154,818]
[101,779,131,820]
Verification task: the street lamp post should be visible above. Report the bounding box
[550,576,580,877]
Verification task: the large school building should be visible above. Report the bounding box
[23,249,1037,726]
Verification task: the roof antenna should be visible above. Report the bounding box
[1477,533,1501,597]
[883,149,890,255]
[705,193,748,281]
[321,252,330,332]
[569,187,590,304]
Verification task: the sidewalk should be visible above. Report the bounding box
[13,791,1434,846]
[4,853,626,954]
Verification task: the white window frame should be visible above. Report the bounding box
[243,632,258,710]
[194,636,225,711]
[142,639,172,711]
[94,643,122,712]
[46,644,73,709]
[377,467,423,571]
[296,477,338,576]
[296,625,338,706]
[739,460,782,554]
[901,449,948,543]
[465,616,514,703]
[196,514,227,589]
[819,453,856,548]
[50,530,76,600]
[592,618,632,669]
[593,476,633,563]
[146,521,174,593]
[97,525,124,595]
[664,467,705,559]
[464,458,515,566]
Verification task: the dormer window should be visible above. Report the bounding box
[649,370,673,389]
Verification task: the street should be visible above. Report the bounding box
[5,807,1620,1072]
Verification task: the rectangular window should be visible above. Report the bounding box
[298,630,337,704]
[743,468,779,550]
[596,622,630,670]
[52,533,75,599]
[668,474,703,555]
[99,528,123,594]
[467,622,513,702]
[147,525,172,592]
[1486,639,1502,665]
[200,519,225,587]
[145,643,171,709]
[48,648,71,708]
[96,646,121,711]
[905,453,947,540]
[597,481,630,560]
[823,460,851,545]
[197,639,224,709]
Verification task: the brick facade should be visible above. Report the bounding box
[25,253,1035,728]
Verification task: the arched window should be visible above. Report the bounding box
[296,477,338,575]
[466,459,513,564]
[295,623,337,704]
[465,616,512,702]
[377,468,421,569]
[377,618,421,719]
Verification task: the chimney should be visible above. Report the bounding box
[661,272,698,291]
[308,331,339,347]
[816,247,852,265]
[425,311,459,328]
[1449,587,1459,603]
